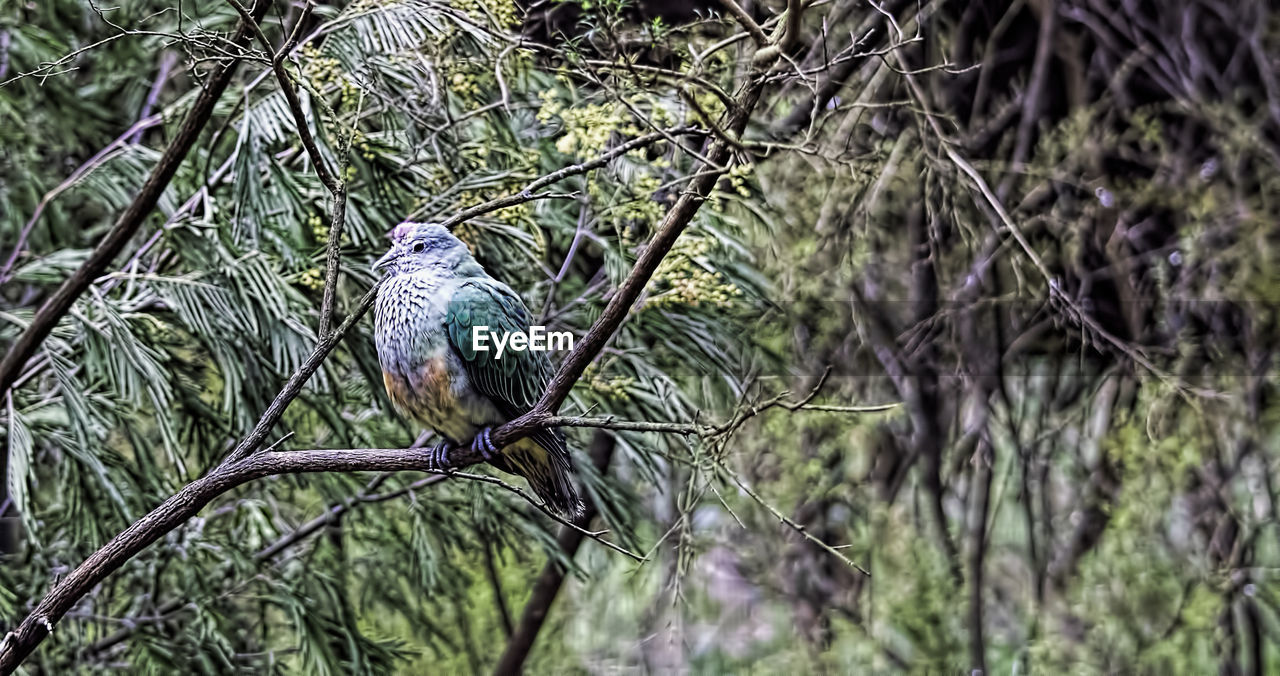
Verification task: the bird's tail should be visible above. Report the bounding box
[492,428,583,518]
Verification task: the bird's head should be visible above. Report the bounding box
[372,222,475,276]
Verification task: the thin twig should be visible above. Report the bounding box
[433,126,709,230]
[442,470,642,561]
[0,114,164,284]
[715,459,870,576]
[717,0,769,45]
[224,0,351,340]
[225,0,338,193]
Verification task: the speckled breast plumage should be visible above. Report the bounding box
[374,270,502,444]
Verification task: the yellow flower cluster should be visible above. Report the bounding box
[598,174,666,241]
[308,213,326,241]
[448,68,483,98]
[689,89,726,123]
[726,162,754,197]
[300,45,357,115]
[582,363,634,401]
[708,162,756,209]
[338,80,360,112]
[646,235,742,310]
[309,213,350,245]
[301,45,342,89]
[455,0,520,29]
[538,91,625,157]
[298,267,324,291]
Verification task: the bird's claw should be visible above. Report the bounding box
[427,442,449,471]
[471,427,498,462]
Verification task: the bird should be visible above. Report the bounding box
[371,222,583,517]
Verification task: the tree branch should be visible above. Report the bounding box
[0,0,272,399]
[224,0,352,340]
[717,0,769,46]
[520,84,768,427]
[226,0,337,194]
[0,445,485,671]
[751,0,805,65]
[0,106,757,670]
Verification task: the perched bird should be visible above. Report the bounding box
[372,222,582,516]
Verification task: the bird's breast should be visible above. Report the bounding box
[374,275,499,442]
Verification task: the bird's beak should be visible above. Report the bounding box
[372,248,398,272]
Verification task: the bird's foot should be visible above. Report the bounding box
[426,441,450,471]
[471,427,499,463]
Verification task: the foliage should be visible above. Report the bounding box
[3,0,1280,673]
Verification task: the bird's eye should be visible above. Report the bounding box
[411,242,425,253]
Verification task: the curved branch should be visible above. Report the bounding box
[226,0,338,194]
[717,0,769,46]
[0,445,485,672]
[751,0,805,65]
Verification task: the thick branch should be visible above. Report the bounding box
[967,440,994,675]
[752,0,805,64]
[0,0,272,399]
[519,83,767,427]
[0,445,486,672]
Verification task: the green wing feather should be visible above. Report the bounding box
[444,279,581,515]
[445,279,552,416]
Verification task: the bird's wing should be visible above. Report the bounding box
[444,278,581,516]
[444,278,554,418]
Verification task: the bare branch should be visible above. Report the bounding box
[223,0,354,340]
[225,0,338,194]
[434,126,709,228]
[752,0,805,65]
[316,185,350,339]
[0,442,499,670]
[717,0,769,46]
[443,470,642,561]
